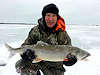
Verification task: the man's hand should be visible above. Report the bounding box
[63,54,77,66]
[21,49,37,62]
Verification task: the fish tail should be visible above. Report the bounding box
[5,43,14,51]
[4,43,15,58]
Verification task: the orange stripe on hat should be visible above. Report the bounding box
[56,16,66,31]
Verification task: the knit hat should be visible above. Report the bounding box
[42,3,59,18]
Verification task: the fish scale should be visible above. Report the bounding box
[5,41,91,63]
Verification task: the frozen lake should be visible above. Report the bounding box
[0,24,34,45]
[0,24,100,75]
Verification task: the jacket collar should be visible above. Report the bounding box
[38,16,66,33]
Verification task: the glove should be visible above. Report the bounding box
[21,49,37,62]
[63,54,77,66]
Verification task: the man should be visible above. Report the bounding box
[15,3,77,75]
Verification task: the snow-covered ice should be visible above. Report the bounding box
[0,24,100,75]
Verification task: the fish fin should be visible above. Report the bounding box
[63,58,69,61]
[32,57,42,63]
[35,57,42,62]
[84,58,89,61]
[4,43,14,51]
[4,43,15,58]
[36,41,48,46]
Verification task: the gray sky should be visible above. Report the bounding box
[0,0,100,25]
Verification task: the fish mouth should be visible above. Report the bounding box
[81,53,91,60]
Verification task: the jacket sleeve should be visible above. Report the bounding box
[57,31,72,45]
[21,27,40,46]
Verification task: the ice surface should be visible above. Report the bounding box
[0,24,100,75]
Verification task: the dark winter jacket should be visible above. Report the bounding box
[21,17,72,71]
[22,18,72,46]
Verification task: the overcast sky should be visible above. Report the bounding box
[0,0,100,25]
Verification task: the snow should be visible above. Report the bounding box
[0,24,100,75]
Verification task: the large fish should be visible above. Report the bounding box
[5,41,90,62]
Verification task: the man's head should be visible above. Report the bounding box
[42,3,59,28]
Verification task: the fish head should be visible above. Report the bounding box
[69,46,91,60]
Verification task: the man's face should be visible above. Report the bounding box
[45,13,57,28]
